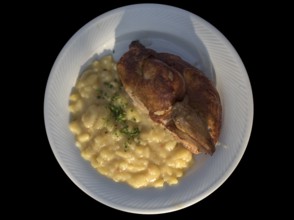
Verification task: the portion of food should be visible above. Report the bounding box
[117,41,222,155]
[68,55,193,188]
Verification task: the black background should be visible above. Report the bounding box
[16,0,281,218]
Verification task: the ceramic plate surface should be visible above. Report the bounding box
[44,3,253,214]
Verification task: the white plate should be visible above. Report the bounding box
[44,4,253,214]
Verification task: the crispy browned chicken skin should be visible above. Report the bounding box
[117,41,222,155]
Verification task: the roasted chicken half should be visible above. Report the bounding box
[117,41,222,155]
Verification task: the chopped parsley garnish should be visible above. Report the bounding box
[97,77,140,150]
[104,81,114,89]
[96,89,108,99]
[124,142,128,152]
[120,125,140,139]
[108,103,126,122]
[111,93,119,102]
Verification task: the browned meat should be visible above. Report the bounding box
[117,41,222,155]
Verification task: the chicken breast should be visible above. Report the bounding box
[117,41,222,155]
